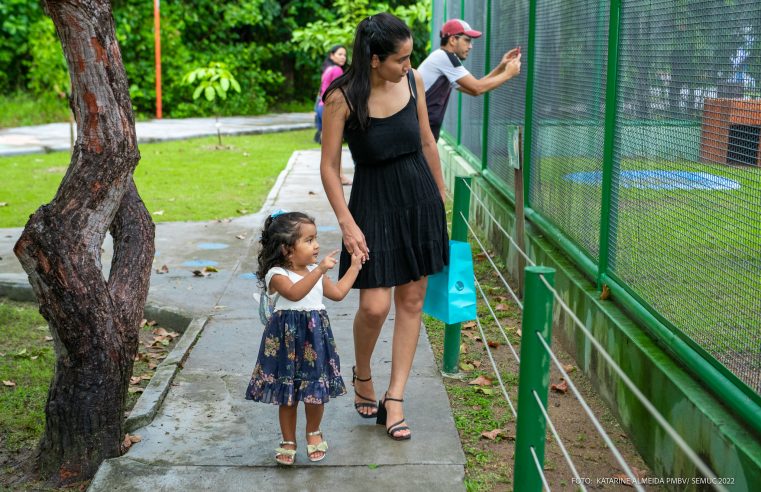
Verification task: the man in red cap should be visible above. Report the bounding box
[418,18,521,141]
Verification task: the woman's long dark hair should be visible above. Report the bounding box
[323,13,412,131]
[321,44,346,72]
[256,212,315,289]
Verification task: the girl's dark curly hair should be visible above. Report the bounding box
[256,212,315,289]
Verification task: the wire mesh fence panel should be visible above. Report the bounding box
[442,1,462,141]
[460,0,489,161]
[432,0,445,48]
[528,0,610,261]
[610,0,761,393]
[486,0,530,194]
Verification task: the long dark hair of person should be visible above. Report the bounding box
[321,44,346,72]
[256,212,315,290]
[323,13,412,131]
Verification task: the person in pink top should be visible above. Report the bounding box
[315,45,347,144]
[315,45,352,185]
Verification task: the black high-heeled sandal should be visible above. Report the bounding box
[352,366,378,418]
[376,393,411,441]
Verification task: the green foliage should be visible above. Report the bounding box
[182,62,242,104]
[292,0,432,67]
[0,0,43,91]
[0,0,432,120]
[25,17,69,97]
[0,92,70,128]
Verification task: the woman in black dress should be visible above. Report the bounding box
[320,13,448,440]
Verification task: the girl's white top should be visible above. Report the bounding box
[265,265,325,311]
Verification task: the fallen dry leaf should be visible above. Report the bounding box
[236,209,249,214]
[472,360,482,368]
[475,387,494,395]
[610,473,634,487]
[235,234,246,240]
[3,380,16,387]
[139,319,147,328]
[152,210,164,216]
[193,269,210,277]
[121,433,143,451]
[600,284,611,300]
[495,303,509,311]
[481,428,504,440]
[563,364,576,373]
[487,340,500,348]
[44,336,53,341]
[459,362,475,372]
[462,321,476,329]
[146,320,157,327]
[468,375,493,386]
[156,264,169,274]
[129,376,142,385]
[128,387,145,394]
[551,379,569,394]
[516,329,522,337]
[459,343,468,354]
[462,331,477,340]
[152,327,179,338]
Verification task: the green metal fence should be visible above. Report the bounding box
[431,0,761,417]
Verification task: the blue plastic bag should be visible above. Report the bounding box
[423,240,477,324]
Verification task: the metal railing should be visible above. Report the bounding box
[443,175,728,491]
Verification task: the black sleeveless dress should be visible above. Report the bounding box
[338,71,449,288]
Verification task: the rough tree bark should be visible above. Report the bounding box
[13,0,155,485]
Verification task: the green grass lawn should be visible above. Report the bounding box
[0,299,179,488]
[0,300,52,452]
[0,129,321,227]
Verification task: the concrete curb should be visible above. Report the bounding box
[125,317,208,433]
[0,122,314,157]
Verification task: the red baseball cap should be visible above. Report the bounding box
[440,19,482,39]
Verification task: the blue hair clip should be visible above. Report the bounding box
[270,209,288,219]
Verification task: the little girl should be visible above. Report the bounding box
[245,211,362,465]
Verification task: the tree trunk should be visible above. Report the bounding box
[13,0,154,485]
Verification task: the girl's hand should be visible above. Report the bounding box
[340,220,370,262]
[318,249,340,274]
[350,251,364,271]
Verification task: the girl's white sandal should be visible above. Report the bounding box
[306,430,328,462]
[275,441,297,465]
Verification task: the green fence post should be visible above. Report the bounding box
[522,0,539,207]
[514,265,556,491]
[597,0,623,287]
[442,176,472,375]
[480,0,492,171]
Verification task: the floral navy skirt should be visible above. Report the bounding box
[245,309,346,405]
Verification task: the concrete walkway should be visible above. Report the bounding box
[0,113,314,156]
[0,143,466,490]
